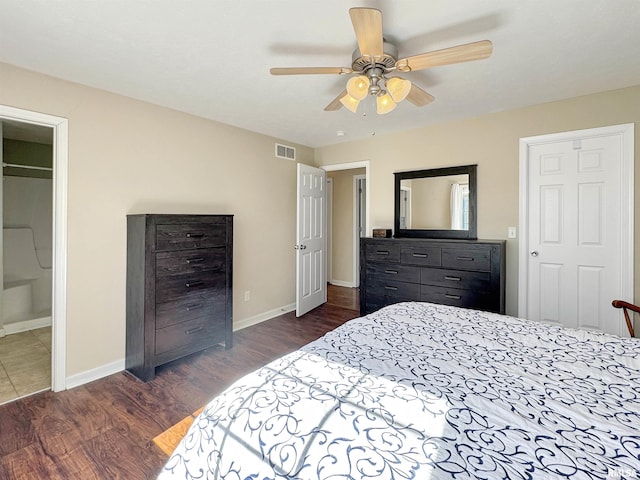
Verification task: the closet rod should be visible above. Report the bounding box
[2,162,52,172]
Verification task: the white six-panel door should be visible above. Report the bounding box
[519,124,634,336]
[296,164,326,316]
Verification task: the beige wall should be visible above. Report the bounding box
[0,62,313,377]
[315,85,640,317]
[328,168,365,285]
[2,59,639,377]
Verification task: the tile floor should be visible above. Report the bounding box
[0,327,51,405]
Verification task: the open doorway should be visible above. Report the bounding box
[1,120,53,403]
[323,161,369,294]
[0,105,68,401]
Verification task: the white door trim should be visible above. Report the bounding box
[353,174,366,288]
[0,105,68,391]
[321,161,370,289]
[518,123,634,324]
[326,177,333,285]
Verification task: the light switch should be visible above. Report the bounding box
[508,227,517,239]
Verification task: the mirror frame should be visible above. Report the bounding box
[394,164,477,239]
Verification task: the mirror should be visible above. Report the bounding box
[394,165,477,239]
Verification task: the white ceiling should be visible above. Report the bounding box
[1,1,640,148]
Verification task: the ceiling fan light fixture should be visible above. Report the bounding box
[346,75,370,100]
[387,77,412,103]
[340,93,360,113]
[376,93,396,114]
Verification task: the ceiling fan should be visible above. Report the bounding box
[270,7,493,115]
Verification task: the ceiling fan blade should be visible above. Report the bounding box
[324,90,347,111]
[406,84,435,107]
[270,67,352,75]
[396,40,493,72]
[349,7,383,58]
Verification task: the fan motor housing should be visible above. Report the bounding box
[351,40,397,72]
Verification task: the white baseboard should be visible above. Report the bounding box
[66,358,125,390]
[234,302,296,331]
[3,316,52,336]
[329,280,356,288]
[64,303,296,389]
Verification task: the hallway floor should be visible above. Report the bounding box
[0,327,51,404]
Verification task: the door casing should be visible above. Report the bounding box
[0,105,68,391]
[322,161,370,289]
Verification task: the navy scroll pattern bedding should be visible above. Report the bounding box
[159,302,640,479]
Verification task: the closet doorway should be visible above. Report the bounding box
[0,105,68,402]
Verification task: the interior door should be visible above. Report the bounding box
[296,164,326,316]
[520,125,634,336]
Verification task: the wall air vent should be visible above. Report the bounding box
[275,143,296,161]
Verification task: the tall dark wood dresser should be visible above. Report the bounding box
[360,237,505,316]
[126,214,233,381]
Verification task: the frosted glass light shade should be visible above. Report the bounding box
[346,75,370,100]
[387,77,411,103]
[376,93,396,114]
[340,93,360,113]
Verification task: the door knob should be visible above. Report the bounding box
[530,251,539,257]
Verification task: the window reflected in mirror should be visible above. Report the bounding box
[399,175,469,230]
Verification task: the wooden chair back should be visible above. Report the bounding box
[611,300,637,337]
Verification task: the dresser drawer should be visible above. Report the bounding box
[156,247,226,277]
[155,314,225,356]
[442,247,490,271]
[421,268,491,291]
[127,214,233,382]
[155,271,226,304]
[366,263,420,284]
[364,242,401,263]
[421,285,492,310]
[360,237,505,318]
[156,292,226,329]
[400,246,441,267]
[367,280,420,301]
[156,223,227,251]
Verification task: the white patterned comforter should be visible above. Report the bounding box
[159,302,640,479]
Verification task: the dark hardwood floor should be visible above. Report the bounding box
[0,286,359,479]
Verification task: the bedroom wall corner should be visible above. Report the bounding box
[314,84,640,318]
[0,61,314,382]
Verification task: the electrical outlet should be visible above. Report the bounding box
[244,291,250,301]
[508,227,517,239]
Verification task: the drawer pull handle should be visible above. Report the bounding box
[187,257,205,264]
[185,280,204,288]
[376,251,390,255]
[457,256,474,261]
[384,270,398,275]
[185,326,204,335]
[186,303,203,311]
[186,233,205,239]
[413,253,428,258]
[384,286,398,291]
[444,276,462,282]
[445,294,461,300]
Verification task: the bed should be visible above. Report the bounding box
[158,302,640,479]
